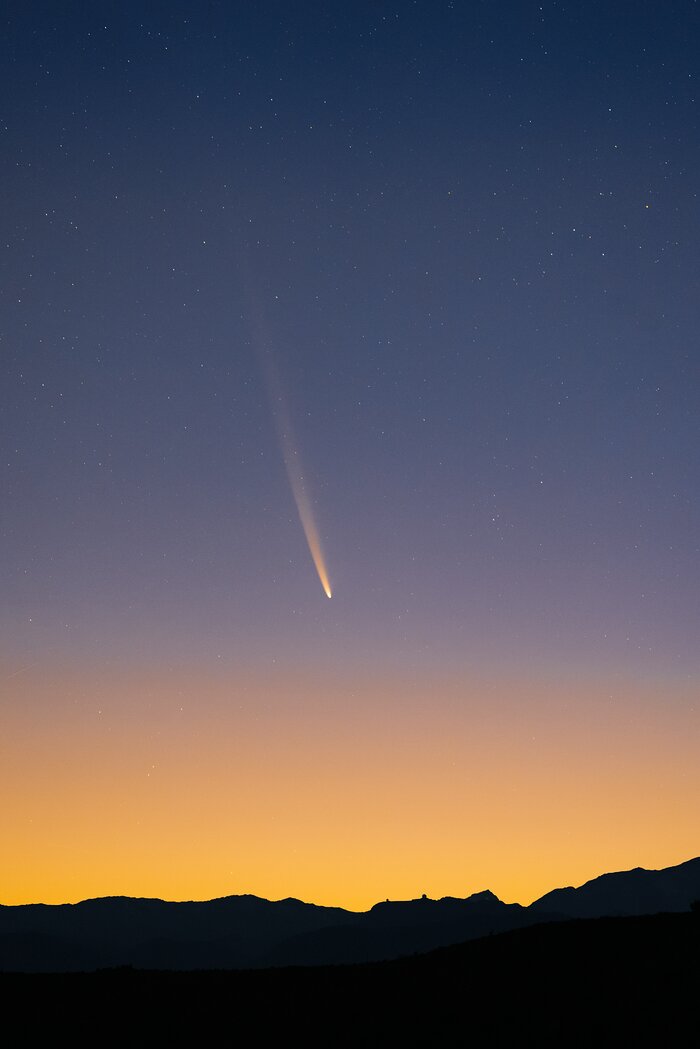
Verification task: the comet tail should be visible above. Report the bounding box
[280,435,333,599]
[265,359,332,598]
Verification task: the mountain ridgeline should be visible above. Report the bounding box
[1,856,698,972]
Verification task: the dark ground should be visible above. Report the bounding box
[2,913,697,1047]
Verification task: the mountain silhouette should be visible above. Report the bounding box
[1,855,698,972]
[529,855,700,918]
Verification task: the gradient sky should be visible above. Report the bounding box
[2,1,698,909]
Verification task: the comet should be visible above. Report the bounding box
[262,354,332,599]
[279,431,333,599]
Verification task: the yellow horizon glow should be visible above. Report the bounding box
[1,663,698,909]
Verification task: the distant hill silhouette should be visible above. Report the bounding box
[1,856,698,972]
[530,855,700,918]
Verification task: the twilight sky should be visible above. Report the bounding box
[2,1,699,908]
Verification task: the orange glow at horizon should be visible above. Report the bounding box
[1,662,698,909]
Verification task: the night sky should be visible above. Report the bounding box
[2,1,699,909]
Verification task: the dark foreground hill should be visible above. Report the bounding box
[2,913,697,1047]
[1,855,698,972]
